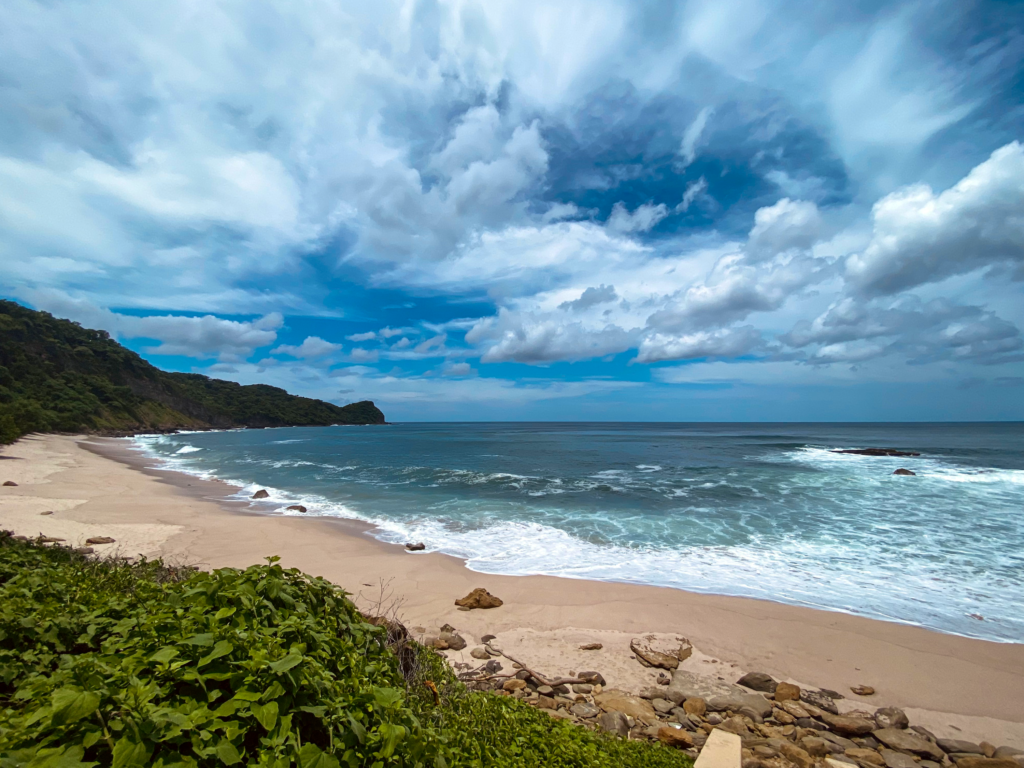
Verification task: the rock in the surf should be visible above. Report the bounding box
[286,505,307,512]
[252,489,269,499]
[454,587,503,610]
[405,542,425,551]
[893,468,916,476]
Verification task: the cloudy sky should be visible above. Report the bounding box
[2,0,1023,420]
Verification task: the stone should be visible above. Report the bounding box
[502,679,526,693]
[470,647,490,660]
[829,760,860,768]
[893,469,916,476]
[772,709,795,725]
[578,671,606,686]
[854,737,881,750]
[779,743,816,768]
[536,695,556,710]
[439,631,466,651]
[40,510,53,515]
[802,738,829,757]
[684,697,708,716]
[820,689,845,700]
[801,689,840,715]
[405,542,425,551]
[820,733,859,751]
[779,701,810,719]
[775,682,801,702]
[424,635,448,650]
[571,701,600,718]
[252,489,269,499]
[454,588,503,610]
[994,749,1024,760]
[881,751,920,768]
[981,745,998,759]
[939,741,984,755]
[695,729,743,768]
[737,706,764,724]
[919,762,941,768]
[738,672,778,693]
[832,449,920,457]
[851,686,876,696]
[659,727,695,749]
[954,760,1020,768]
[874,708,910,730]
[913,727,938,743]
[595,689,657,722]
[668,671,772,718]
[652,698,676,715]
[537,685,554,696]
[874,729,945,761]
[481,634,496,643]
[707,713,724,725]
[630,635,693,669]
[286,505,307,513]
[717,716,752,737]
[572,683,593,694]
[3,481,18,486]
[658,672,671,685]
[822,714,877,737]
[846,748,886,767]
[85,536,115,545]
[597,711,630,738]
[551,683,571,696]
[74,547,94,555]
[579,642,603,650]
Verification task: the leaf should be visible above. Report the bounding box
[251,700,279,732]
[267,652,302,674]
[214,606,236,620]
[23,745,98,768]
[149,647,179,665]
[347,715,366,744]
[181,633,215,647]
[371,687,402,709]
[231,689,262,702]
[297,744,340,768]
[214,740,242,766]
[198,640,233,667]
[111,737,149,768]
[260,681,285,702]
[50,688,100,726]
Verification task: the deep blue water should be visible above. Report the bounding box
[134,422,1024,642]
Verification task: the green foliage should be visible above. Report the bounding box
[0,300,385,445]
[0,535,693,768]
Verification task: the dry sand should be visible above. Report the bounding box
[2,433,1022,749]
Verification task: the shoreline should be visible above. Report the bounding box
[2,433,1023,748]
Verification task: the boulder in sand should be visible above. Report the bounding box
[3,481,17,487]
[939,741,984,755]
[405,542,425,551]
[737,672,778,693]
[85,536,116,545]
[801,689,840,714]
[850,685,876,696]
[579,642,603,650]
[874,708,909,730]
[454,588,503,610]
[630,635,692,669]
[252,489,270,499]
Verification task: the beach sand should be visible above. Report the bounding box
[2,433,1022,749]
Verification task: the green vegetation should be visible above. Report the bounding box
[0,533,694,768]
[0,300,384,444]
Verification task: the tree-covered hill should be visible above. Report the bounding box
[0,300,384,443]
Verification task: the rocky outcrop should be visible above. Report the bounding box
[405,542,425,551]
[252,489,269,499]
[454,587,503,610]
[892,469,916,476]
[737,672,778,693]
[630,635,692,669]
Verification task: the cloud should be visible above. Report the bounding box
[635,325,763,363]
[559,284,619,311]
[746,198,824,261]
[272,336,342,359]
[467,310,636,364]
[676,177,708,213]
[679,107,714,168]
[846,141,1024,295]
[606,201,669,233]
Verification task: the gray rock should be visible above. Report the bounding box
[571,701,600,718]
[874,729,945,761]
[597,711,630,738]
[551,683,571,696]
[578,671,606,686]
[537,685,554,696]
[994,749,1024,759]
[801,689,840,715]
[820,732,859,751]
[665,670,770,719]
[439,631,466,651]
[920,762,942,768]
[737,672,778,693]
[572,683,593,694]
[706,713,723,725]
[939,741,984,755]
[875,708,910,730]
[882,750,920,768]
[652,698,675,715]
[854,737,881,750]
[912,726,938,743]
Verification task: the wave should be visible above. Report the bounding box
[175,445,202,454]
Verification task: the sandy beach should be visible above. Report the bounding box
[1,433,1022,750]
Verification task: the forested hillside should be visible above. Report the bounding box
[0,300,384,443]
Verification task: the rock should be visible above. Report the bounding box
[881,751,920,768]
[873,729,945,761]
[829,760,860,768]
[920,762,942,768]
[85,536,116,545]
[578,671,606,686]
[994,749,1024,760]
[252,489,269,499]
[667,670,772,719]
[424,635,448,650]
[981,745,997,759]
[571,701,600,718]
[74,547,94,555]
[874,708,910,730]
[737,706,764,724]
[597,711,630,738]
[630,635,693,669]
[820,733,859,752]
[536,695,556,710]
[286,505,308,513]
[779,743,816,768]
[40,510,53,515]
[405,542,425,551]
[832,449,920,457]
[439,631,466,650]
[801,689,840,715]
[596,690,657,722]
[851,686,876,696]
[696,729,743,768]
[854,737,881,750]
[3,481,18,486]
[822,714,877,737]
[892,469,916,476]
[772,708,795,725]
[480,633,496,643]
[707,713,724,725]
[802,738,830,757]
[738,672,778,693]
[551,683,571,696]
[454,588,503,610]
[659,727,695,749]
[572,683,593,694]
[717,716,752,737]
[658,672,671,685]
[775,682,801,702]
[939,741,984,755]
[502,678,526,692]
[846,748,886,767]
[470,647,491,660]
[537,685,554,696]
[913,726,938,743]
[820,689,845,700]
[955,760,1021,768]
[652,698,676,715]
[684,697,708,716]
[579,642,603,650]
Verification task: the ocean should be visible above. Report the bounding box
[132,422,1024,643]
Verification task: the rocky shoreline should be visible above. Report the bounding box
[414,619,1022,768]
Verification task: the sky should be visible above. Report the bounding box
[2,0,1023,421]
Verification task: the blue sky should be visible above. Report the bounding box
[2,0,1023,421]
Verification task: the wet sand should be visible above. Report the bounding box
[1,433,1022,748]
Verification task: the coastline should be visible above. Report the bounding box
[2,433,1023,748]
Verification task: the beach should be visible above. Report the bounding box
[1,433,1023,750]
